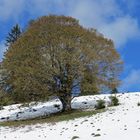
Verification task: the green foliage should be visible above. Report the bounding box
[5,24,21,46]
[81,68,99,95]
[0,91,14,108]
[95,99,105,109]
[109,96,119,106]
[3,15,123,111]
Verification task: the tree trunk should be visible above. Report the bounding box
[59,95,71,112]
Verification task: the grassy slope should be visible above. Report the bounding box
[0,109,105,127]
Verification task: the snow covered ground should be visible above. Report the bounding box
[0,92,140,140]
[0,94,111,122]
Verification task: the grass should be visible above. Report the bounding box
[0,109,105,127]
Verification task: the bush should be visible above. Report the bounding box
[71,136,79,140]
[0,91,14,108]
[109,96,119,106]
[137,102,140,106]
[95,99,105,109]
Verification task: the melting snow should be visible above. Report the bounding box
[0,92,140,140]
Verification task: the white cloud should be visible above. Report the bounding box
[100,16,140,47]
[0,0,69,22]
[69,0,140,47]
[70,0,121,27]
[0,0,140,48]
[120,69,140,92]
[0,0,24,22]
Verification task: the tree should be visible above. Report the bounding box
[111,88,118,94]
[3,15,123,111]
[5,24,21,46]
[2,24,22,93]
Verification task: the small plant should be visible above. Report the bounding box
[95,99,105,109]
[137,102,140,106]
[71,136,79,140]
[109,96,119,106]
[94,134,101,137]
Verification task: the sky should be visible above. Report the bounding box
[0,0,140,92]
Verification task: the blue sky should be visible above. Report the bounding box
[0,0,140,92]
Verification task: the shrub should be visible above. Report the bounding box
[94,134,101,137]
[0,91,14,108]
[109,96,119,106]
[71,136,79,140]
[137,102,140,106]
[95,99,105,109]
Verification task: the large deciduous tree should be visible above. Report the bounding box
[3,15,123,111]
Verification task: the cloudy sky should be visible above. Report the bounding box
[0,0,140,92]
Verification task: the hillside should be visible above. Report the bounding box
[0,92,140,140]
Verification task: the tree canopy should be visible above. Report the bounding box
[2,15,123,111]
